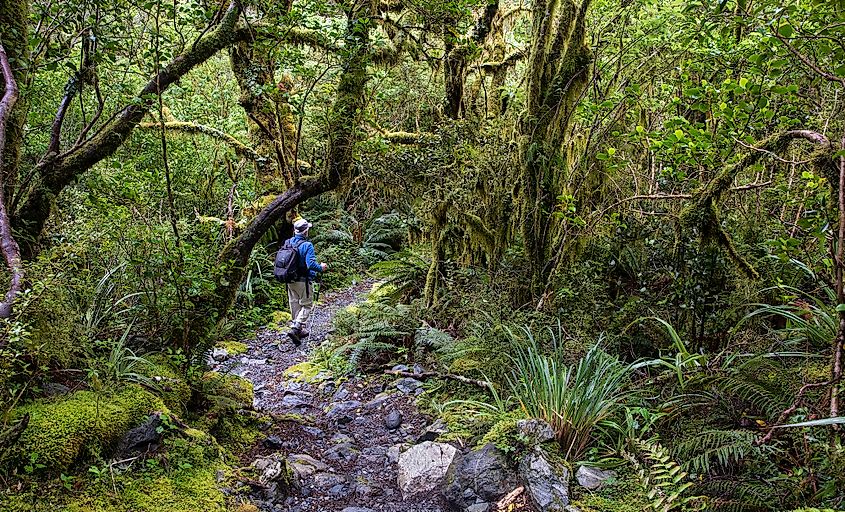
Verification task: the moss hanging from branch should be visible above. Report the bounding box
[679,130,838,279]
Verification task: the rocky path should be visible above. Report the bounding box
[212,280,451,512]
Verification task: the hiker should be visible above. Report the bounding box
[273,218,327,346]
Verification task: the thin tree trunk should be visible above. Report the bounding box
[0,45,22,320]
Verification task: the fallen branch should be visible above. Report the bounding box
[496,486,524,510]
[0,44,23,321]
[384,369,493,390]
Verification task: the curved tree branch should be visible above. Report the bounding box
[13,1,243,257]
[0,45,23,320]
[139,121,265,162]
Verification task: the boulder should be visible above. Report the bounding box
[443,443,518,509]
[575,466,616,490]
[212,347,229,362]
[397,441,459,497]
[519,447,570,511]
[517,418,556,445]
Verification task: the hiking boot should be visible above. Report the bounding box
[286,329,302,347]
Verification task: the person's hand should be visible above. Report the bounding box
[321,263,328,271]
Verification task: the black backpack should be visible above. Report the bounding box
[274,239,306,283]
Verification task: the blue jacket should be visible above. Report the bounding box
[287,234,323,280]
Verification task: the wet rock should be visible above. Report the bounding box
[466,504,491,512]
[331,433,353,444]
[326,400,362,424]
[413,363,425,374]
[575,466,616,490]
[397,441,459,498]
[312,472,348,491]
[328,483,351,497]
[385,409,402,430]
[517,419,556,445]
[341,508,376,512]
[333,387,350,401]
[263,435,284,449]
[442,443,518,509]
[116,412,163,457]
[254,454,289,485]
[212,347,229,361]
[392,364,410,372]
[324,442,358,462]
[360,446,388,464]
[364,392,392,410]
[280,394,310,409]
[519,447,570,511]
[287,454,330,487]
[301,426,324,437]
[42,382,71,397]
[387,444,405,464]
[417,418,448,442]
[394,377,423,394]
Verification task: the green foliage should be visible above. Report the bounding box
[330,298,419,371]
[626,439,707,512]
[506,327,633,460]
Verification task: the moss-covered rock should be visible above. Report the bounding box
[11,385,166,471]
[201,372,254,409]
[216,340,248,356]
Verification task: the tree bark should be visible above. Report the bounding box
[0,45,22,320]
[519,0,594,296]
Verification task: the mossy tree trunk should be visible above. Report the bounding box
[11,2,244,260]
[230,36,297,190]
[0,0,28,201]
[519,0,593,297]
[442,0,499,119]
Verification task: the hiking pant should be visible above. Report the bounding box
[287,280,312,327]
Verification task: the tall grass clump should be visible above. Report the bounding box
[506,327,632,460]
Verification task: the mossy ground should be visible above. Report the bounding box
[3,430,231,512]
[11,385,166,471]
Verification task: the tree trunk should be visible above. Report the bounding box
[519,0,593,296]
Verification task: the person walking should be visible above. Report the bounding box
[274,217,327,346]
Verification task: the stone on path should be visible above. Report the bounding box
[519,447,570,511]
[417,418,448,442]
[575,465,617,490]
[341,508,376,512]
[397,441,459,498]
[394,377,423,394]
[287,454,330,487]
[385,409,402,430]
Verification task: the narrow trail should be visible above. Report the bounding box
[212,279,448,512]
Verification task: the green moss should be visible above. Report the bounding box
[479,415,523,453]
[12,385,166,471]
[144,356,192,413]
[574,495,648,512]
[3,421,229,511]
[283,361,326,382]
[201,372,254,408]
[217,340,248,356]
[268,310,292,329]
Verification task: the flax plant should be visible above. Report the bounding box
[506,327,632,460]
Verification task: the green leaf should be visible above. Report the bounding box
[778,23,794,38]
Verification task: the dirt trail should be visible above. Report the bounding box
[212,279,447,512]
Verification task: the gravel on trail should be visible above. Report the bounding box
[211,279,449,512]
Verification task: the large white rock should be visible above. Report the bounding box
[397,441,459,498]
